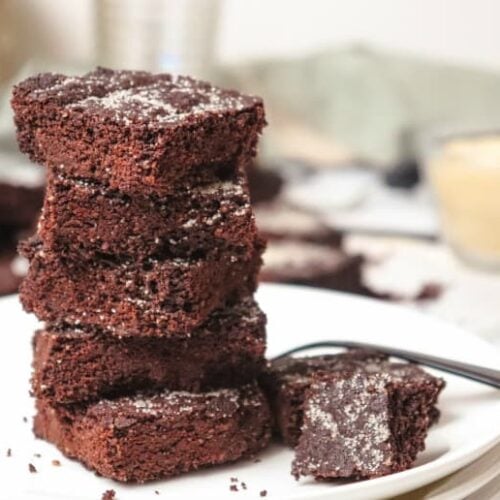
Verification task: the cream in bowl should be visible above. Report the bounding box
[428,134,500,268]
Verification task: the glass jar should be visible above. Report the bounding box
[427,133,500,269]
[95,0,220,79]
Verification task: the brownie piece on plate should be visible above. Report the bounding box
[260,239,363,293]
[12,68,266,196]
[33,296,266,404]
[292,365,445,480]
[261,351,389,447]
[255,203,342,246]
[40,168,256,260]
[20,237,263,337]
[34,384,272,482]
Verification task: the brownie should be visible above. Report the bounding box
[261,351,389,447]
[247,163,284,204]
[0,248,28,296]
[33,296,267,404]
[12,68,266,196]
[40,168,257,260]
[34,384,272,482]
[0,182,43,227]
[20,236,263,337]
[260,239,363,293]
[255,204,342,246]
[292,365,445,480]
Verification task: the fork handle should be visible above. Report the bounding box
[274,340,500,389]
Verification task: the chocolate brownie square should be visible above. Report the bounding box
[261,351,389,447]
[33,296,266,404]
[292,365,445,480]
[20,237,263,337]
[40,167,257,260]
[12,68,266,196]
[260,239,363,293]
[34,384,272,482]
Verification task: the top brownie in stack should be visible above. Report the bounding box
[12,67,266,196]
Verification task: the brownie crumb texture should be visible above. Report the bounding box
[28,463,37,473]
[51,459,61,466]
[260,490,268,497]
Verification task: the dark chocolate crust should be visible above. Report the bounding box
[292,366,445,480]
[33,297,267,404]
[12,68,266,196]
[261,351,389,447]
[34,384,272,482]
[40,168,257,261]
[20,237,263,337]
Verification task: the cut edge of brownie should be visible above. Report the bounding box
[291,366,445,480]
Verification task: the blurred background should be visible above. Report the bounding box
[1,0,500,342]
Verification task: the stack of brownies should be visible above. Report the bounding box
[12,68,272,482]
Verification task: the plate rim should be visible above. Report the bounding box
[4,285,500,500]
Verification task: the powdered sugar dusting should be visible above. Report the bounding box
[263,240,345,273]
[92,384,263,421]
[299,372,392,475]
[55,70,258,125]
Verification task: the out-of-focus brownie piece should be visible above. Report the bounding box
[33,296,266,404]
[255,204,342,246]
[261,351,388,447]
[260,239,363,293]
[12,68,266,196]
[0,248,28,296]
[247,163,284,204]
[20,237,263,337]
[292,365,445,480]
[40,168,257,260]
[34,384,272,483]
[0,182,43,227]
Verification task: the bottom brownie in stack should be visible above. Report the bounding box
[32,296,272,481]
[35,384,271,483]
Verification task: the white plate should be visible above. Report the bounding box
[1,284,500,500]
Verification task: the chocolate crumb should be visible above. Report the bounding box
[28,463,37,473]
[6,448,11,457]
[154,491,160,496]
[241,482,247,490]
[52,459,61,466]
[260,491,267,497]
[34,453,41,458]
[102,490,116,500]
[229,484,238,492]
[416,283,443,301]
[230,477,238,482]
[23,417,28,423]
